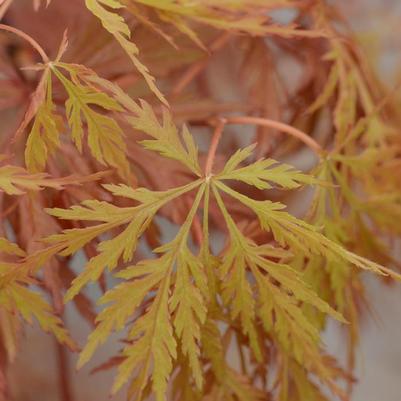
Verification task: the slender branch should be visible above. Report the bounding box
[224,116,323,155]
[55,337,73,401]
[0,23,49,63]
[205,118,226,177]
[204,115,321,181]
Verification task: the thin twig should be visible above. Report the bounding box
[55,337,73,401]
[205,118,227,177]
[0,23,49,63]
[224,116,323,155]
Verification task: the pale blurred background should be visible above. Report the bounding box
[8,1,401,401]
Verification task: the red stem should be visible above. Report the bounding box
[205,118,226,177]
[55,338,73,401]
[225,116,322,155]
[0,23,49,63]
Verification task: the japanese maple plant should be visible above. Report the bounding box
[0,1,400,400]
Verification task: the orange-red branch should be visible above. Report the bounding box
[225,116,323,155]
[0,23,49,63]
[205,118,227,177]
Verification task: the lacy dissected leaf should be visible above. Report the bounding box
[217,235,261,360]
[25,71,63,172]
[77,256,167,368]
[0,240,76,359]
[214,180,399,279]
[279,358,332,401]
[2,2,401,401]
[126,100,202,176]
[225,265,262,357]
[46,179,201,301]
[155,10,207,50]
[360,194,401,233]
[124,3,178,49]
[50,63,130,178]
[44,124,398,401]
[0,165,100,195]
[170,244,207,389]
[17,32,67,169]
[329,51,358,145]
[133,0,268,34]
[0,238,26,257]
[129,0,322,46]
[80,75,202,176]
[213,185,344,364]
[201,318,265,401]
[216,143,318,189]
[211,368,266,401]
[307,63,339,114]
[298,157,372,350]
[201,318,226,382]
[0,283,77,350]
[0,166,60,194]
[76,184,206,400]
[84,0,167,104]
[119,277,175,401]
[307,151,400,325]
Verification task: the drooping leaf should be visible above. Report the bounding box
[45,179,201,300]
[0,164,105,195]
[0,238,26,257]
[4,283,77,350]
[24,70,63,172]
[127,100,202,176]
[77,184,206,400]
[214,180,400,279]
[84,0,167,104]
[51,63,131,178]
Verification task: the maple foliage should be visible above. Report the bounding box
[0,1,401,401]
